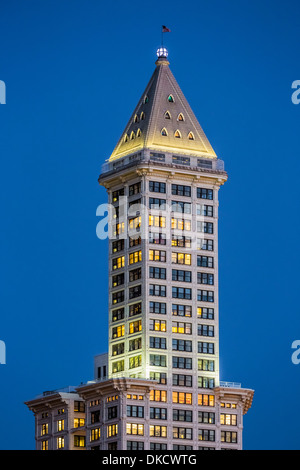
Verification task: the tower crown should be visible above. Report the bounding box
[108,50,217,161]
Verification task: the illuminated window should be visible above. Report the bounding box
[177,113,184,121]
[129,320,142,334]
[164,111,171,119]
[161,127,168,136]
[112,256,125,270]
[41,440,48,450]
[112,342,124,356]
[220,414,237,426]
[129,250,142,264]
[124,134,129,142]
[112,324,125,338]
[134,114,139,123]
[130,131,135,140]
[136,128,142,137]
[167,94,175,103]
[188,132,194,140]
[74,435,86,447]
[172,322,192,335]
[149,319,166,332]
[198,394,215,407]
[57,437,64,449]
[129,216,141,231]
[149,249,166,262]
[149,215,166,228]
[90,428,101,441]
[129,355,142,369]
[112,359,124,373]
[140,111,145,120]
[174,130,181,138]
[150,425,167,438]
[171,252,191,265]
[150,390,167,402]
[126,423,144,435]
[57,420,64,431]
[172,392,192,405]
[107,424,118,438]
[171,218,191,231]
[41,423,48,436]
[173,427,193,440]
[221,431,237,443]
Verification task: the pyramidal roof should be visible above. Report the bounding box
[109,50,217,161]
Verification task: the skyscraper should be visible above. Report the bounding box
[25,47,254,451]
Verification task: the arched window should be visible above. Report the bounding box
[177,113,184,121]
[161,128,168,136]
[130,131,135,140]
[140,112,145,120]
[137,129,142,137]
[188,132,195,140]
[167,94,175,103]
[144,95,149,104]
[134,114,139,123]
[164,111,171,119]
[124,134,129,143]
[174,130,181,138]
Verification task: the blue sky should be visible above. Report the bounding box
[0,0,300,450]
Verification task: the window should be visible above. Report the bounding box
[107,424,118,438]
[57,437,64,449]
[198,359,215,371]
[149,284,166,297]
[198,377,215,389]
[129,355,142,369]
[150,425,167,438]
[149,319,166,332]
[172,201,191,214]
[161,127,168,136]
[172,304,192,317]
[90,428,101,441]
[150,390,167,402]
[164,111,171,119]
[174,130,181,138]
[127,441,144,450]
[129,302,142,317]
[149,354,167,367]
[150,372,167,384]
[171,218,191,231]
[112,324,125,338]
[197,290,214,302]
[129,267,141,282]
[136,129,142,137]
[140,111,145,119]
[177,113,184,121]
[112,256,125,270]
[172,374,192,387]
[172,339,192,352]
[171,184,191,197]
[129,320,142,334]
[172,356,192,369]
[197,256,214,268]
[149,197,166,209]
[198,412,215,424]
[188,132,194,140]
[172,252,191,265]
[197,307,214,319]
[129,285,141,300]
[172,269,191,283]
[198,394,215,406]
[150,443,167,450]
[57,420,64,431]
[198,342,215,354]
[171,235,191,248]
[112,273,124,287]
[172,321,192,334]
[129,216,141,232]
[150,152,165,162]
[198,430,215,442]
[130,131,135,140]
[167,94,174,102]
[197,238,214,251]
[112,342,124,356]
[41,440,48,450]
[197,222,214,234]
[150,301,166,315]
[129,236,141,248]
[150,407,167,420]
[220,414,237,426]
[112,239,124,253]
[74,435,86,447]
[196,204,214,217]
[149,250,166,262]
[149,267,166,280]
[74,401,85,412]
[149,215,166,228]
[198,324,214,337]
[127,406,144,418]
[149,181,166,193]
[172,155,190,166]
[112,360,124,373]
[197,188,213,200]
[150,336,167,349]
[197,273,214,285]
[149,232,166,245]
[172,392,192,404]
[221,431,237,443]
[173,427,193,440]
[112,290,124,304]
[144,95,149,103]
[112,188,124,203]
[91,410,100,424]
[129,250,142,265]
[172,287,192,300]
[129,337,142,351]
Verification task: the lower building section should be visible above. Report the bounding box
[25,377,253,451]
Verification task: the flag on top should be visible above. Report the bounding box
[162,25,171,32]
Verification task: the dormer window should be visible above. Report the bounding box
[140,112,145,120]
[174,130,181,138]
[124,134,129,143]
[167,94,175,103]
[161,128,168,136]
[177,113,184,121]
[188,132,195,140]
[164,111,171,119]
[144,95,149,104]
[137,129,142,137]
[130,131,135,140]
[134,114,139,123]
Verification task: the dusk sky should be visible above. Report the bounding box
[1,0,300,450]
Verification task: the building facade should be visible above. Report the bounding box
[25,47,254,450]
